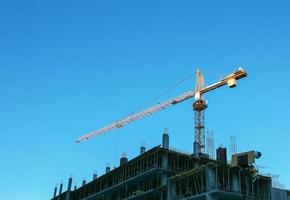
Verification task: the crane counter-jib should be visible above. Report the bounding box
[200,68,247,94]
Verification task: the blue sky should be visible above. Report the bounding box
[0,1,290,199]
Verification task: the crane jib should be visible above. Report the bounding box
[76,68,247,143]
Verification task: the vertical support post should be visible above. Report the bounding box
[93,173,98,180]
[57,183,63,200]
[161,151,168,200]
[227,168,230,190]
[167,181,176,200]
[82,179,86,186]
[66,177,72,200]
[206,166,216,192]
[59,183,63,194]
[140,146,146,155]
[53,186,57,198]
[239,169,242,193]
[67,177,72,191]
[205,166,217,200]
[162,132,169,149]
[106,166,110,173]
[231,169,240,193]
[201,168,204,193]
[117,190,121,200]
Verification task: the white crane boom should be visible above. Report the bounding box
[76,67,247,143]
[76,90,195,143]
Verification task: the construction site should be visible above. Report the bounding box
[51,68,290,200]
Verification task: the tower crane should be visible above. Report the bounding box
[77,67,247,156]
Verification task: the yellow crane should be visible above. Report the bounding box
[77,67,247,156]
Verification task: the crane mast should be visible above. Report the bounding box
[193,69,207,155]
[77,67,247,157]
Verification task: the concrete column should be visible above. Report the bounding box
[93,173,98,180]
[161,130,169,200]
[161,129,169,198]
[167,181,176,200]
[205,167,217,200]
[57,183,63,200]
[120,155,128,166]
[206,167,216,191]
[140,146,146,154]
[162,133,169,149]
[244,175,250,197]
[65,177,72,200]
[82,179,86,186]
[117,190,121,200]
[53,186,57,198]
[161,152,168,200]
[106,166,110,173]
[231,172,240,192]
[193,141,200,156]
[67,177,72,191]
[161,152,168,184]
[59,183,63,195]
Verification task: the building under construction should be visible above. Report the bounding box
[51,68,289,200]
[51,133,278,200]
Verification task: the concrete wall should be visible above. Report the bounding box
[271,188,288,200]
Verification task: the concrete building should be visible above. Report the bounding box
[51,134,273,200]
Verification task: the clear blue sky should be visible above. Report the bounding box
[1,1,290,199]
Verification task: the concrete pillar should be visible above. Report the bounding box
[205,166,218,199]
[231,172,240,192]
[206,167,216,191]
[58,183,63,195]
[193,141,200,156]
[66,177,72,200]
[244,175,250,197]
[120,155,128,166]
[106,166,110,173]
[67,177,72,191]
[57,183,63,200]
[53,186,57,198]
[82,179,86,186]
[140,146,146,154]
[167,181,176,200]
[93,173,98,180]
[161,152,168,200]
[161,153,168,183]
[216,147,227,163]
[117,190,121,200]
[162,133,169,149]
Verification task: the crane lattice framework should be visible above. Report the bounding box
[77,67,247,156]
[193,69,207,154]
